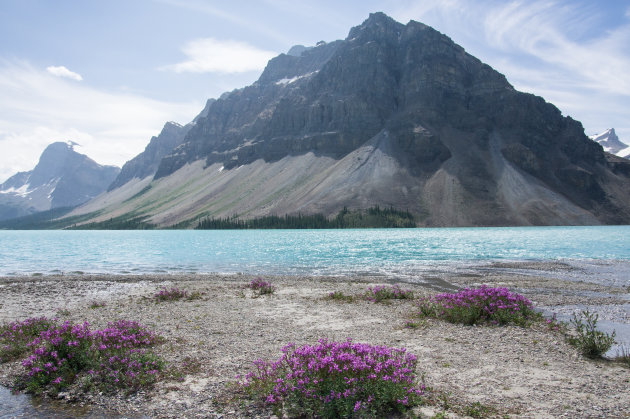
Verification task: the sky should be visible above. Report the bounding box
[1,0,629,182]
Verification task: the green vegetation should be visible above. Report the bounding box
[415,286,540,327]
[0,317,58,363]
[366,285,415,302]
[248,278,275,296]
[240,339,424,418]
[70,214,155,230]
[88,300,107,309]
[0,206,78,229]
[464,401,497,418]
[324,291,356,303]
[568,310,616,359]
[615,346,630,368]
[196,206,416,229]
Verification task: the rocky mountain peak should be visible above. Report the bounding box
[108,121,192,191]
[287,45,310,57]
[0,142,120,221]
[347,12,405,40]
[29,141,83,186]
[256,40,341,85]
[590,128,628,156]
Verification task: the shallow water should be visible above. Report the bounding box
[0,385,122,418]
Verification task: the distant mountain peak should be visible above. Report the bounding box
[590,128,629,156]
[0,142,120,221]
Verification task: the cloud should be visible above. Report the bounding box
[46,65,83,81]
[0,60,201,182]
[482,1,630,95]
[156,0,289,44]
[163,38,277,74]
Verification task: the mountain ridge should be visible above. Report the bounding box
[0,142,120,221]
[64,12,630,228]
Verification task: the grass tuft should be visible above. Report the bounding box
[89,300,106,309]
[155,287,189,302]
[324,291,355,303]
[248,278,275,296]
[366,285,414,303]
[568,310,616,359]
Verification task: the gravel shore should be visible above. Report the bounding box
[0,269,628,418]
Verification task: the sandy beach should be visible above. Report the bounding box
[0,267,629,418]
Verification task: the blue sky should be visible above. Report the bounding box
[1,0,629,182]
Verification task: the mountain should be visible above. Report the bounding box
[107,99,215,192]
[0,142,120,221]
[590,128,630,159]
[108,122,192,191]
[65,12,630,228]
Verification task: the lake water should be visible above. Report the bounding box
[0,226,629,284]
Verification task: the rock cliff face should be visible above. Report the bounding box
[69,13,630,227]
[108,99,216,191]
[0,142,119,220]
[108,121,192,190]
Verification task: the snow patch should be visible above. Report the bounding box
[275,71,318,86]
[0,184,30,197]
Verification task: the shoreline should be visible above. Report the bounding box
[1,271,629,417]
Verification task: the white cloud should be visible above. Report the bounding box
[46,65,83,81]
[482,1,630,95]
[163,38,277,74]
[156,0,289,44]
[0,60,201,182]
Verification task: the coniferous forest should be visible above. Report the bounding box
[195,206,416,229]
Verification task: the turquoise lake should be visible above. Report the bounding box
[0,226,629,285]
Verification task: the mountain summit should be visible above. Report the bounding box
[590,128,630,158]
[0,142,120,221]
[67,13,630,227]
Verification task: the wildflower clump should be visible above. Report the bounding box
[416,286,537,326]
[155,287,188,302]
[89,300,106,309]
[324,291,355,303]
[19,319,163,395]
[248,278,275,296]
[241,339,424,418]
[569,310,616,359]
[0,317,57,363]
[366,284,414,303]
